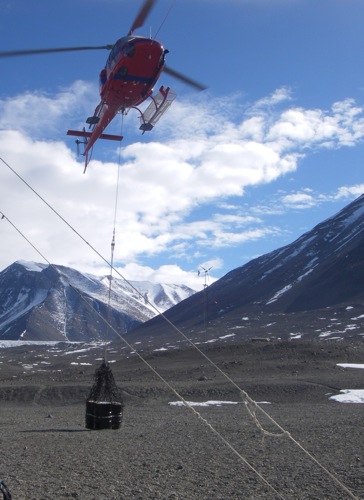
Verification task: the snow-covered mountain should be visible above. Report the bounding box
[130,194,364,343]
[206,193,364,315]
[0,261,196,341]
[4,195,364,345]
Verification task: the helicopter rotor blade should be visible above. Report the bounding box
[164,65,207,91]
[128,0,157,36]
[0,45,113,58]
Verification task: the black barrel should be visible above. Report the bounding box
[85,400,123,430]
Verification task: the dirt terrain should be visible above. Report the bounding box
[0,339,363,499]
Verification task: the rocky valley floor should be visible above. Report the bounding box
[0,338,363,499]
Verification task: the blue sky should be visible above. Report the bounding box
[1,0,364,290]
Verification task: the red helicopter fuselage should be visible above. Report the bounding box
[101,35,166,108]
[67,35,167,168]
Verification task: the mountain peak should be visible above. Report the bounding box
[15,261,48,273]
[0,262,196,341]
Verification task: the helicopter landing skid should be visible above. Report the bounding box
[138,86,176,133]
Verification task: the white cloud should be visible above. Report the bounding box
[267,99,364,150]
[334,183,364,199]
[252,87,293,110]
[0,81,96,137]
[281,192,316,209]
[113,262,205,290]
[1,85,364,286]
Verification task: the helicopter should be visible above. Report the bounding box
[0,0,206,172]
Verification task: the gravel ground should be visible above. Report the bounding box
[0,339,363,499]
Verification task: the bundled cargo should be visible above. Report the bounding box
[86,360,124,430]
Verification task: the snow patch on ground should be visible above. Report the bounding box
[337,363,364,369]
[169,400,271,407]
[169,400,240,407]
[0,340,69,349]
[330,390,364,403]
[329,364,364,403]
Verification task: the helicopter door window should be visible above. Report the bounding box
[107,43,120,70]
[112,45,119,59]
[122,43,135,57]
[99,69,107,91]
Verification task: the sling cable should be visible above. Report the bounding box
[105,117,123,363]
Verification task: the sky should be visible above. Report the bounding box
[1,0,364,291]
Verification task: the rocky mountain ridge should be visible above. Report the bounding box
[129,194,364,344]
[0,261,196,341]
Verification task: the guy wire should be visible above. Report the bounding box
[0,156,360,500]
[0,209,285,500]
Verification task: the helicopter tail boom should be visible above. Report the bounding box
[67,129,123,172]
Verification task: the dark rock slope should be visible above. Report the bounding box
[131,194,364,342]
